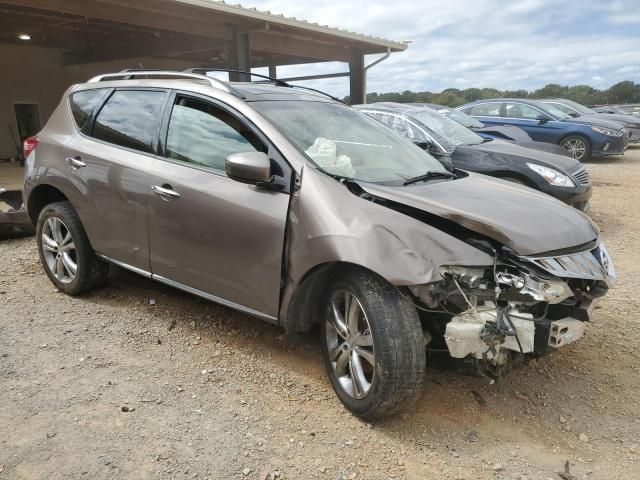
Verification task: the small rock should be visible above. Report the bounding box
[493,464,504,471]
[46,432,56,438]
[121,406,135,412]
[318,466,326,473]
[242,467,251,476]
[149,299,156,305]
[559,416,567,424]
[579,433,589,442]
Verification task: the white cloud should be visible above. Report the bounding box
[245,0,640,96]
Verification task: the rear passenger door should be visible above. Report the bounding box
[64,88,169,272]
[147,93,291,320]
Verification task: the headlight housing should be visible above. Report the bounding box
[591,126,623,137]
[526,163,575,187]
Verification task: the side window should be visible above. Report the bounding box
[468,103,502,117]
[69,89,108,130]
[504,103,543,120]
[92,90,166,153]
[165,96,264,173]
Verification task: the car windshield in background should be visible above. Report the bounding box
[555,99,593,116]
[539,103,572,120]
[252,101,447,185]
[411,109,484,147]
[437,108,485,129]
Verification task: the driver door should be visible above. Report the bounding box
[148,93,291,319]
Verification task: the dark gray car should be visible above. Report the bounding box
[23,70,615,419]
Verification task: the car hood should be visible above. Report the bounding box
[359,173,598,256]
[590,113,640,126]
[456,139,579,172]
[564,114,626,130]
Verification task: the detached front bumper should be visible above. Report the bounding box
[0,189,35,238]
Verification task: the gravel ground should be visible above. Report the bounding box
[1,149,639,480]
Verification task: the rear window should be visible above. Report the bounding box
[92,90,166,153]
[69,89,108,130]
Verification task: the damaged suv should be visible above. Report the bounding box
[23,70,615,420]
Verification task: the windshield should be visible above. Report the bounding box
[437,107,485,129]
[251,101,447,185]
[411,109,484,147]
[538,103,572,120]
[555,99,593,116]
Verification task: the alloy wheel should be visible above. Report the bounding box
[563,138,586,160]
[41,217,77,284]
[325,289,375,399]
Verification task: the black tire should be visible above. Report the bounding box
[36,201,109,295]
[321,266,426,420]
[560,135,591,162]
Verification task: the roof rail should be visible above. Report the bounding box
[87,70,237,94]
[183,68,345,104]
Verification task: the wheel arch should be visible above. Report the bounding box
[27,184,70,225]
[559,132,591,148]
[283,261,395,336]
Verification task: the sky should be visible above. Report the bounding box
[245,0,640,97]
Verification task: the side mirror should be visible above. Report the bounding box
[536,114,550,124]
[225,151,272,184]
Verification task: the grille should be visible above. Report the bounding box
[523,243,614,286]
[572,166,591,186]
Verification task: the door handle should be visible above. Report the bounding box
[66,157,86,170]
[151,185,181,199]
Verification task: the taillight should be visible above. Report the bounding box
[23,136,39,159]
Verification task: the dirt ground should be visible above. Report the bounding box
[1,149,639,480]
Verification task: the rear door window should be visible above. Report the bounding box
[504,102,543,120]
[69,89,109,130]
[92,90,166,153]
[164,96,265,174]
[468,103,502,117]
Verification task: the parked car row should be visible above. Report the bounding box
[458,98,631,161]
[21,70,616,419]
[356,102,592,211]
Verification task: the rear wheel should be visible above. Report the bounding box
[561,135,591,161]
[321,267,426,420]
[36,201,108,295]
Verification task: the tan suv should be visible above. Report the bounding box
[23,70,615,419]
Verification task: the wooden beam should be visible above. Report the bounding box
[349,50,365,105]
[63,35,226,65]
[249,31,351,63]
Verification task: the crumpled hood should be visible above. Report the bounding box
[564,114,626,130]
[359,173,599,256]
[458,139,579,172]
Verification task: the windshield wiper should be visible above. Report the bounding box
[402,171,456,186]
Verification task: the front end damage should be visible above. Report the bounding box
[409,242,615,379]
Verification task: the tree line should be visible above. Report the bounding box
[344,80,640,107]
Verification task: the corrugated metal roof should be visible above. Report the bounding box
[174,0,408,51]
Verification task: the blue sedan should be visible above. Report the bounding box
[458,99,628,161]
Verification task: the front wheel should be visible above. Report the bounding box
[321,267,426,420]
[561,135,591,161]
